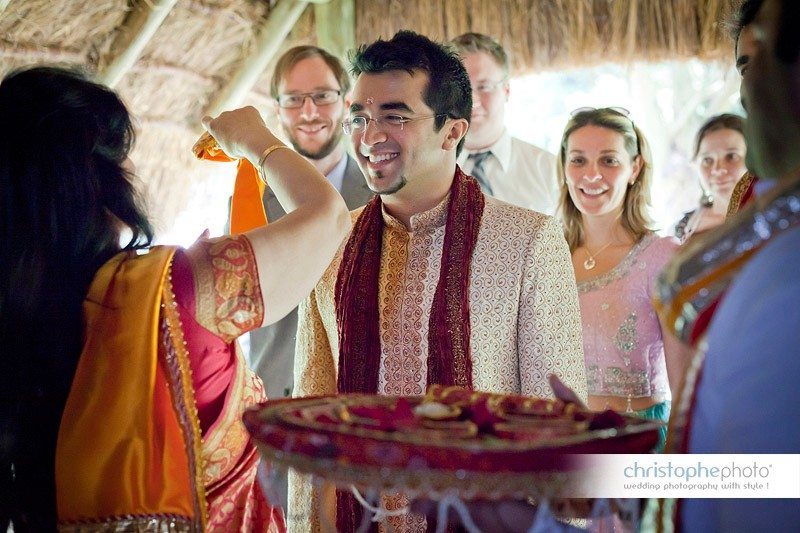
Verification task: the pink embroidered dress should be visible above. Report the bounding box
[577,234,678,415]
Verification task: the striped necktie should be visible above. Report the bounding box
[468,151,494,195]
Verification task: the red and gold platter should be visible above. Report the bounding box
[243,386,660,499]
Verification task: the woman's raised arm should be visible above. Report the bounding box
[203,106,351,325]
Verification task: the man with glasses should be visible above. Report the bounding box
[289,30,585,532]
[247,45,373,405]
[452,32,559,215]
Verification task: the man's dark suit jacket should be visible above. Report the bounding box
[248,154,371,399]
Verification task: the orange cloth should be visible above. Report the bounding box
[193,132,267,234]
[56,247,206,527]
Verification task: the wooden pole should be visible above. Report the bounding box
[98,0,179,88]
[314,0,355,62]
[206,0,310,116]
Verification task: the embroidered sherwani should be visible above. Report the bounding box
[288,193,586,532]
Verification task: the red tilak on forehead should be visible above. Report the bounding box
[366,97,374,105]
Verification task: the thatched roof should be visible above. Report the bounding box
[357,0,738,75]
[1,0,740,238]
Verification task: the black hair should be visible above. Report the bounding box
[775,0,800,64]
[732,0,799,66]
[0,65,152,526]
[731,0,765,46]
[350,30,472,154]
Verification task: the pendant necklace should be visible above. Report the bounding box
[583,241,614,270]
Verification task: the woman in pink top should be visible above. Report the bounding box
[557,107,687,450]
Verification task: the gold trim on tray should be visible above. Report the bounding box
[267,395,659,451]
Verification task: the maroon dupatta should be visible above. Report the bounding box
[333,167,485,530]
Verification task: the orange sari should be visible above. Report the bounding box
[55,241,284,531]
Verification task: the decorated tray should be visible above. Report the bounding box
[243,385,660,499]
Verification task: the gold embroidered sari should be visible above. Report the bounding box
[55,241,284,532]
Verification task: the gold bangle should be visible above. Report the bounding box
[257,144,291,168]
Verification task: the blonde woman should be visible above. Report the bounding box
[558,107,687,451]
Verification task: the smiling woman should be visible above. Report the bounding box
[556,107,689,452]
[558,108,653,253]
[564,124,643,226]
[673,113,748,243]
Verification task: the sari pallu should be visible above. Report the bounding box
[55,245,282,532]
[726,171,759,217]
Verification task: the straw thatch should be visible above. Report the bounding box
[1,0,315,233]
[357,0,739,76]
[1,0,741,238]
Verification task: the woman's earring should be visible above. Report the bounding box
[701,189,714,207]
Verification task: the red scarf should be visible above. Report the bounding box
[333,167,484,531]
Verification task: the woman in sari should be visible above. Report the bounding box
[558,107,687,451]
[0,66,350,531]
[673,113,748,243]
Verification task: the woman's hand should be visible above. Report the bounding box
[201,107,351,326]
[201,106,281,165]
[549,373,587,409]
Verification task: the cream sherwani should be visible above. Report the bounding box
[288,192,586,532]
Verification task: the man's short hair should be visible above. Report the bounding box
[730,0,764,48]
[451,32,509,76]
[732,0,799,64]
[349,30,472,154]
[775,0,799,63]
[270,45,351,99]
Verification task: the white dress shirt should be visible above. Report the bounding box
[325,151,348,193]
[459,129,559,215]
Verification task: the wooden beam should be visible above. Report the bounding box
[314,0,355,61]
[99,0,179,88]
[206,0,310,116]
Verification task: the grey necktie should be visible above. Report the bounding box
[468,151,494,195]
